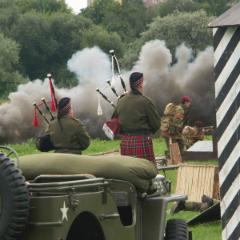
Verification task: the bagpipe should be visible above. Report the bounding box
[96,49,127,111]
[32,73,58,127]
[96,50,126,140]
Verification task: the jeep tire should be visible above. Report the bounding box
[165,219,189,240]
[0,154,29,240]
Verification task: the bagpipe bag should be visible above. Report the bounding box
[19,153,158,192]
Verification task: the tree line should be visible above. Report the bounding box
[0,0,238,96]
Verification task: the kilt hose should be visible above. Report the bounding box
[120,135,156,165]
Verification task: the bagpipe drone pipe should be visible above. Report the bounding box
[96,50,127,139]
[32,73,57,128]
[96,49,127,112]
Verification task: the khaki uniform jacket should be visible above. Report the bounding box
[180,103,190,125]
[112,91,160,135]
[46,116,90,154]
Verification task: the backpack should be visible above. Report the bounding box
[36,134,55,152]
[161,103,184,137]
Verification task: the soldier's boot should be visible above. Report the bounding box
[171,200,185,214]
[184,202,202,211]
[201,194,214,205]
[200,194,214,212]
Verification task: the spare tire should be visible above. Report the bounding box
[0,153,30,240]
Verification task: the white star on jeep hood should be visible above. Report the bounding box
[60,201,69,222]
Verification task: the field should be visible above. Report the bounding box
[4,138,221,240]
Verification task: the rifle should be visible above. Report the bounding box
[202,126,215,134]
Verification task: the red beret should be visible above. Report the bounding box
[181,95,191,103]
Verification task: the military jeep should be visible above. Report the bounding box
[0,147,190,240]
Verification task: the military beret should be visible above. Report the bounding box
[181,95,191,103]
[129,72,143,83]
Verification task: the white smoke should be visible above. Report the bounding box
[134,40,172,75]
[67,46,111,85]
[0,41,215,143]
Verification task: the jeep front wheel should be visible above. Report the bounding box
[0,154,29,240]
[165,219,189,240]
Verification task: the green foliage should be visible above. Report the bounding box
[121,10,213,68]
[0,0,235,93]
[15,0,70,14]
[0,33,27,96]
[82,0,121,25]
[144,10,212,51]
[10,12,122,85]
[82,0,155,43]
[81,25,124,57]
[0,3,20,36]
[158,0,200,17]
[193,0,230,16]
[11,12,57,79]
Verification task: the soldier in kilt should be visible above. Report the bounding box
[112,72,160,165]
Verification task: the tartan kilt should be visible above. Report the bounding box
[120,135,156,164]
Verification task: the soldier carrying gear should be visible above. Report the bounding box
[161,99,187,154]
[161,96,192,153]
[161,104,184,136]
[45,97,91,154]
[112,72,160,165]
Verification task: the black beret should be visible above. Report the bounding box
[129,72,143,83]
[58,97,71,111]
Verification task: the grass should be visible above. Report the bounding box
[2,138,221,240]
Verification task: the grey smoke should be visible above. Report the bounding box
[134,40,214,123]
[0,41,215,143]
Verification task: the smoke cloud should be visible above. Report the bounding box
[0,41,215,143]
[134,40,214,122]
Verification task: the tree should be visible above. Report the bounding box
[10,11,123,86]
[193,0,230,16]
[121,11,213,68]
[82,25,123,56]
[0,1,21,37]
[15,0,70,14]
[0,33,27,96]
[82,0,154,43]
[81,0,121,25]
[11,12,59,79]
[158,0,200,17]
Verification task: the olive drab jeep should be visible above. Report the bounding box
[0,147,191,240]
